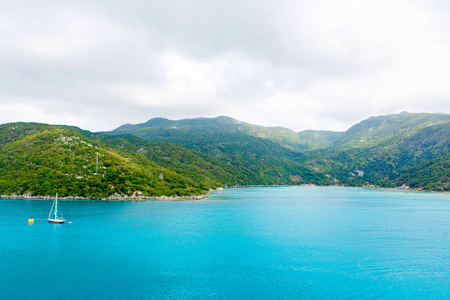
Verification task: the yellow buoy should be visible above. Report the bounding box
[28,219,34,223]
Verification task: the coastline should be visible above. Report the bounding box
[0,193,213,201]
[0,185,446,201]
[225,184,449,193]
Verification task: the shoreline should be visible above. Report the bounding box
[1,185,447,201]
[0,193,213,201]
[225,184,449,193]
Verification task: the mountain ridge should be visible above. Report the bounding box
[0,112,448,199]
[109,112,450,191]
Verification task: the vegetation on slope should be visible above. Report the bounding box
[0,123,221,198]
[1,112,448,198]
[296,130,344,150]
[332,113,450,150]
[112,119,326,186]
[306,114,450,191]
[113,116,306,150]
[71,129,237,187]
[111,113,450,192]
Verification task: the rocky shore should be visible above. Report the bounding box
[0,193,211,201]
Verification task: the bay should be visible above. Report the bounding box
[1,186,449,299]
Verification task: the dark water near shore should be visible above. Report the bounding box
[1,186,449,299]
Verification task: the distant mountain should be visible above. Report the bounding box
[296,130,344,150]
[111,116,325,186]
[113,116,305,150]
[110,113,450,191]
[1,112,448,198]
[113,115,348,151]
[308,113,450,191]
[331,113,450,150]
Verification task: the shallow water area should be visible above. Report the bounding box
[1,186,449,299]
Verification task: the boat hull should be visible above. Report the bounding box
[48,218,65,224]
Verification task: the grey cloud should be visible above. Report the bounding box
[84,0,384,75]
[0,0,449,132]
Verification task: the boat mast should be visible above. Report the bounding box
[54,193,58,219]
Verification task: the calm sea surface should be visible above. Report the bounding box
[1,186,449,299]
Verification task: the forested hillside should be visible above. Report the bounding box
[113,116,306,150]
[111,117,325,185]
[296,130,344,150]
[0,123,223,198]
[0,113,448,199]
[111,113,450,192]
[305,114,450,191]
[330,113,449,150]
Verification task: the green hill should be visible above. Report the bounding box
[113,116,305,150]
[111,117,325,186]
[68,128,238,187]
[332,112,450,150]
[0,123,223,198]
[1,112,448,198]
[296,130,344,150]
[307,113,450,191]
[110,113,450,192]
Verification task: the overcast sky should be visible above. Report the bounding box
[1,0,449,132]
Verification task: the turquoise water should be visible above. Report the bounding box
[1,186,449,299]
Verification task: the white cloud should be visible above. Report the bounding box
[0,0,449,132]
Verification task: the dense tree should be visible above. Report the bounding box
[1,113,448,199]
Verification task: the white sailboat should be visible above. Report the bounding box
[48,193,65,224]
